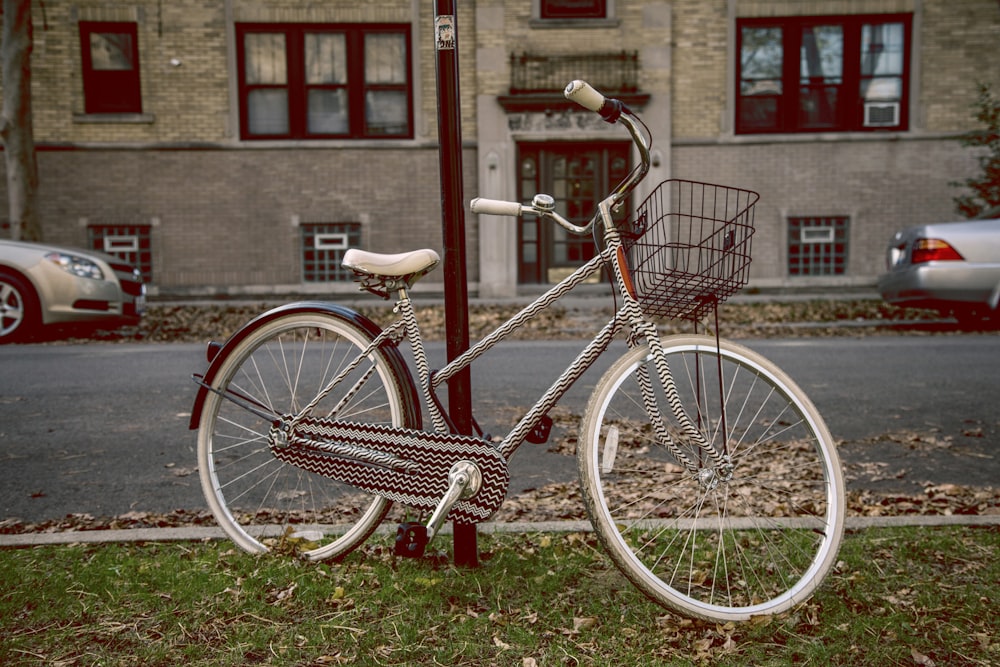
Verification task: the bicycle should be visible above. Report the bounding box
[190,80,846,623]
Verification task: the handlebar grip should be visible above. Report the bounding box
[564,80,605,113]
[471,197,523,216]
[564,79,625,123]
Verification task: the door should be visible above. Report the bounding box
[517,142,630,283]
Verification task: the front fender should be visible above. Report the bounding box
[189,301,414,430]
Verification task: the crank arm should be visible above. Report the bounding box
[425,461,482,541]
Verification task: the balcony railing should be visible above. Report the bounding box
[510,51,639,94]
[500,52,648,112]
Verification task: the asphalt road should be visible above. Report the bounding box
[1,335,997,523]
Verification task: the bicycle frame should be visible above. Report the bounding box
[194,82,844,621]
[282,107,716,474]
[415,249,629,461]
[193,86,727,541]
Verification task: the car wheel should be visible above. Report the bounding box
[0,270,40,343]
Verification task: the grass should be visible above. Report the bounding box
[2,526,998,666]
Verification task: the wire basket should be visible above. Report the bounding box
[622,179,759,322]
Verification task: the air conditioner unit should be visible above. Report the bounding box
[864,102,900,127]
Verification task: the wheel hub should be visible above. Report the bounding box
[697,457,734,490]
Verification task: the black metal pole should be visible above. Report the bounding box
[433,0,477,567]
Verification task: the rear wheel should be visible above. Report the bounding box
[197,309,419,561]
[579,335,845,621]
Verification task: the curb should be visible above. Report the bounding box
[3,514,998,548]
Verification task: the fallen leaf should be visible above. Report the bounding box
[910,647,936,666]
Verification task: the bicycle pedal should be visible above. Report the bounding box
[394,522,428,558]
[525,414,553,444]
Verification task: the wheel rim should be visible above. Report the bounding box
[0,280,26,338]
[198,314,408,560]
[581,337,844,620]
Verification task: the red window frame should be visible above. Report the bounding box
[236,23,413,141]
[540,0,607,20]
[736,14,911,134]
[79,21,142,114]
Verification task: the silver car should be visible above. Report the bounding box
[877,217,1000,324]
[0,240,145,342]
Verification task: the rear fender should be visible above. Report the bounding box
[189,301,418,430]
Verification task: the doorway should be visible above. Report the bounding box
[517,142,630,283]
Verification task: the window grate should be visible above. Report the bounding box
[87,224,152,282]
[301,222,361,282]
[787,216,849,276]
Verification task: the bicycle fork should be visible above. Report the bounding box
[630,321,731,476]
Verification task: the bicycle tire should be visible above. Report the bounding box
[578,335,845,621]
[197,308,419,561]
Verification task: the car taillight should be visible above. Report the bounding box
[911,238,964,264]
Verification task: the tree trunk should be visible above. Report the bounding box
[1,0,41,241]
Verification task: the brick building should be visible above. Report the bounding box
[3,0,998,297]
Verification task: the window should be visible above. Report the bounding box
[787,216,849,276]
[87,224,153,283]
[79,22,142,114]
[540,0,607,20]
[237,24,412,140]
[737,15,909,133]
[301,222,362,282]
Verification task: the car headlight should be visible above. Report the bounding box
[44,252,105,280]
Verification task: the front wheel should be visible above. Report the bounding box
[0,271,40,343]
[579,335,845,622]
[197,309,419,561]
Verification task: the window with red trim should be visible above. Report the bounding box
[236,24,413,140]
[79,22,142,114]
[737,14,910,134]
[540,0,607,20]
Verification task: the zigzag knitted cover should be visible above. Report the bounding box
[271,418,510,524]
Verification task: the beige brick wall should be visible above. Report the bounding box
[20,0,486,145]
[672,0,730,139]
[32,145,477,291]
[920,0,1000,131]
[3,0,998,292]
[667,0,998,287]
[671,0,1000,139]
[4,0,482,293]
[675,137,979,282]
[30,0,231,145]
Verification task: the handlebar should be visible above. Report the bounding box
[471,79,652,236]
[471,194,593,234]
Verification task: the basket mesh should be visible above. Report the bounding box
[622,179,758,322]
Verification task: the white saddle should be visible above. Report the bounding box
[342,248,440,279]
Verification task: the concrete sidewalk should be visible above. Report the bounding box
[3,514,998,549]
